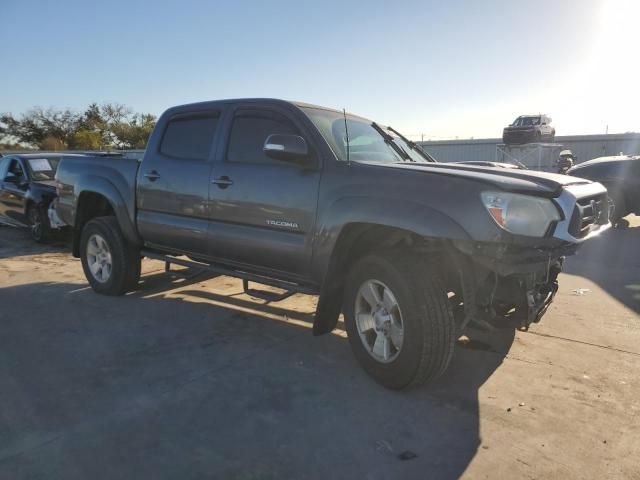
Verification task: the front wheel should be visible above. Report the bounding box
[27,205,50,243]
[80,216,141,295]
[344,252,455,389]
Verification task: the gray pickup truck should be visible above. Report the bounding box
[54,98,610,389]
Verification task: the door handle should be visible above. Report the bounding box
[144,170,161,181]
[212,176,233,188]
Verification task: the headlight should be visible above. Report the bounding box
[481,191,561,237]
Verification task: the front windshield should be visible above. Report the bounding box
[513,116,540,127]
[26,157,60,181]
[301,107,431,164]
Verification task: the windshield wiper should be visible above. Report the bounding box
[387,126,437,162]
[371,122,412,161]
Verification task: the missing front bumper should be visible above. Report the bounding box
[448,244,563,332]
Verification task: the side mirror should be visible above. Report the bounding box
[263,134,309,164]
[4,175,19,184]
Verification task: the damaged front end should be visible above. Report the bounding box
[444,182,611,332]
[447,242,567,331]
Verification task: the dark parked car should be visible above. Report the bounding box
[568,155,640,223]
[54,98,609,389]
[503,115,555,144]
[0,153,77,241]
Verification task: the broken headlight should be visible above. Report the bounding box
[481,191,561,237]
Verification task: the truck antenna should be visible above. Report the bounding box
[343,108,350,165]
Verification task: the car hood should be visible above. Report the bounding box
[360,161,591,197]
[569,156,637,172]
[31,180,57,191]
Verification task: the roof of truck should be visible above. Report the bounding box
[166,98,367,119]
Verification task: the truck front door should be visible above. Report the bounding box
[136,110,221,255]
[0,158,28,226]
[207,106,321,279]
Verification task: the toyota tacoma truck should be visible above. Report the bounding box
[54,99,610,389]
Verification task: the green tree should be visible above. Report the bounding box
[0,107,81,149]
[0,103,157,151]
[69,129,104,150]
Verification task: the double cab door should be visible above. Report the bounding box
[136,103,322,280]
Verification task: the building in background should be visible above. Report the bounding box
[419,133,640,168]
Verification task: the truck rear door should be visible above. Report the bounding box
[136,109,221,255]
[207,105,321,279]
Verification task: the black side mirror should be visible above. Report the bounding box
[4,175,19,184]
[263,134,309,164]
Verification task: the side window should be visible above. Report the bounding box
[226,110,299,165]
[159,113,219,160]
[8,159,25,178]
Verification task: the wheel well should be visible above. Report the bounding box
[332,224,420,273]
[313,223,453,336]
[335,223,463,289]
[72,192,115,256]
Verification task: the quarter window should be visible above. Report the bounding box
[226,110,299,165]
[159,114,219,160]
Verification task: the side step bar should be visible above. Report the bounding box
[242,279,296,302]
[140,250,317,298]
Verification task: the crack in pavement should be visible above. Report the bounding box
[523,331,640,357]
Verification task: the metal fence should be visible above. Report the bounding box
[418,133,640,165]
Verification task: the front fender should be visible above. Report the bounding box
[23,188,56,216]
[310,196,472,335]
[311,196,471,281]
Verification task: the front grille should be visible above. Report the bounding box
[503,130,535,144]
[569,193,609,238]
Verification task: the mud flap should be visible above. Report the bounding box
[312,283,343,336]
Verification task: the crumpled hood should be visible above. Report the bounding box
[361,161,591,197]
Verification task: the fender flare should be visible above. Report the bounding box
[72,175,140,247]
[312,196,472,335]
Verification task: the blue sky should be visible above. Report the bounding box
[1,0,638,139]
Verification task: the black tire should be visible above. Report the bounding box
[343,251,455,389]
[80,216,141,295]
[609,190,627,225]
[27,204,50,243]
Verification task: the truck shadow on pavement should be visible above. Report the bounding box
[0,274,516,480]
[564,218,640,312]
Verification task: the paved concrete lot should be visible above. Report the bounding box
[1,218,639,479]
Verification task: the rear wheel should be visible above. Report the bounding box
[344,251,455,389]
[27,205,49,243]
[80,216,141,295]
